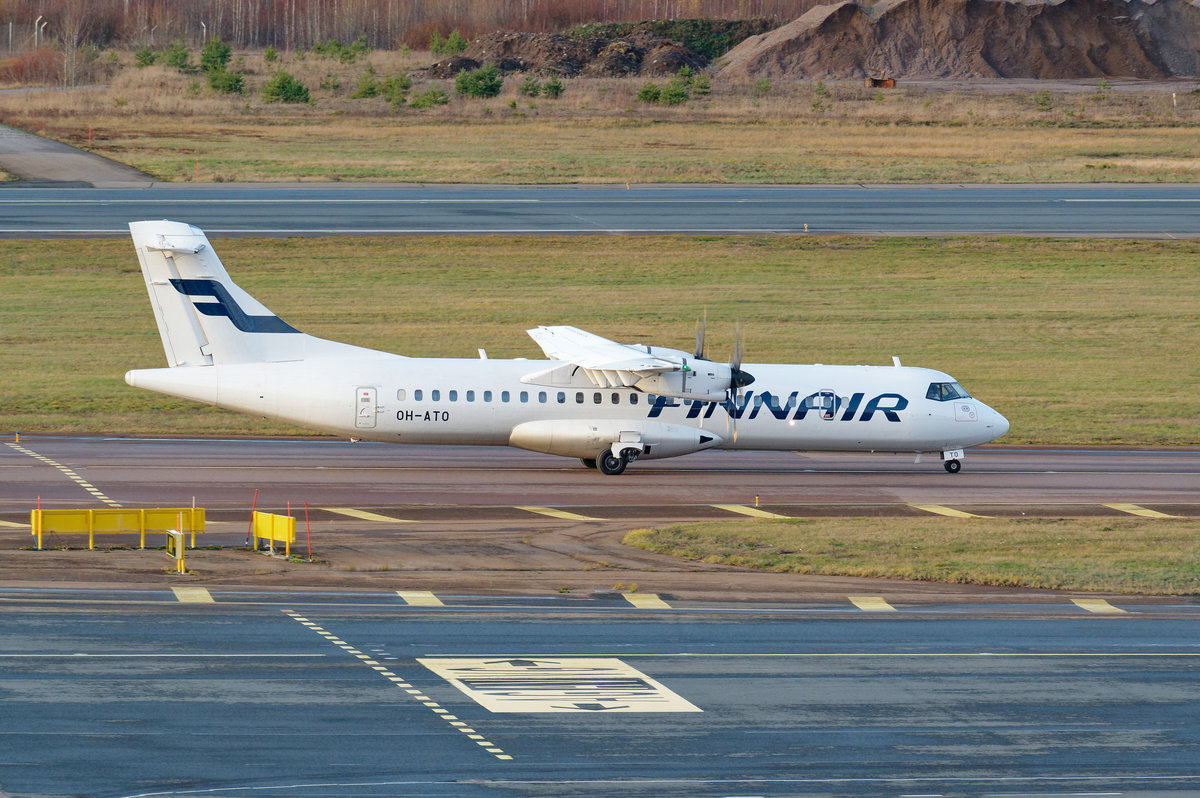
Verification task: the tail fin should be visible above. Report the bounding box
[130,220,305,366]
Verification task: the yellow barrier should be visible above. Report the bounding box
[252,511,295,556]
[29,508,205,550]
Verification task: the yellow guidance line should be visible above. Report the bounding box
[1072,598,1127,614]
[397,590,444,606]
[1103,503,1180,519]
[171,587,214,603]
[711,504,792,520]
[623,593,672,609]
[849,596,897,612]
[908,504,987,518]
[323,507,414,523]
[0,520,29,528]
[515,506,605,521]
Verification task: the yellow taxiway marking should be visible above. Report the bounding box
[909,504,987,518]
[419,657,702,713]
[0,520,28,528]
[171,587,214,603]
[515,506,605,521]
[623,593,672,609]
[5,442,121,508]
[323,507,413,523]
[711,504,792,519]
[1103,503,1180,519]
[397,590,444,606]
[849,596,897,612]
[1072,598,1127,614]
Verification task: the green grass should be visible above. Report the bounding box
[3,234,1200,441]
[624,517,1200,594]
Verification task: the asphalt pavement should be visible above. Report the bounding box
[2,591,1199,798]
[1,183,1199,238]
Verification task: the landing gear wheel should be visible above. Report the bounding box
[944,459,962,474]
[580,457,597,470]
[598,452,627,476]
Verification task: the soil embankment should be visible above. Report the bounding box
[425,30,707,77]
[718,0,1200,79]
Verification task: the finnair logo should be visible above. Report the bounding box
[170,279,299,334]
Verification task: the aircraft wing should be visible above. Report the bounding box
[526,326,678,388]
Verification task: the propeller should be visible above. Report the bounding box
[694,310,707,360]
[726,324,755,443]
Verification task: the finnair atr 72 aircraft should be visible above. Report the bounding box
[125,221,1009,475]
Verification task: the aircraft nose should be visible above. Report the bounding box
[988,407,1010,440]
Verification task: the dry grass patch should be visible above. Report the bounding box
[1,55,1199,183]
[625,517,1200,594]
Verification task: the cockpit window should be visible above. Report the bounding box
[926,382,970,402]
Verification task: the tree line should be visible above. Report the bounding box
[3,0,823,51]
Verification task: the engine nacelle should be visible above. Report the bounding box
[509,419,722,460]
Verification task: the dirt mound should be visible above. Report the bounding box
[425,31,707,78]
[718,0,1200,80]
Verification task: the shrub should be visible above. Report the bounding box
[261,70,310,103]
[543,75,564,98]
[455,64,502,98]
[660,79,689,105]
[381,72,412,107]
[263,45,278,63]
[1034,89,1052,111]
[429,30,444,55]
[134,46,156,67]
[814,81,828,97]
[518,75,541,97]
[446,31,468,54]
[208,67,244,94]
[350,65,380,98]
[677,65,694,82]
[200,38,232,74]
[163,40,193,73]
[752,77,770,98]
[409,87,450,108]
[319,70,340,90]
[692,73,711,96]
[311,35,369,64]
[636,81,661,103]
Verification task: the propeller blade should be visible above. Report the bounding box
[694,310,707,360]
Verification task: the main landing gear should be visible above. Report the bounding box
[590,447,640,476]
[944,459,962,474]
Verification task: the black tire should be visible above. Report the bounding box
[944,459,962,474]
[580,457,597,470]
[598,452,627,476]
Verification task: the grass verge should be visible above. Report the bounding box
[3,234,1200,442]
[624,517,1200,594]
[1,53,1199,183]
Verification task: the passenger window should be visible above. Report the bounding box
[466,390,475,402]
[576,392,584,404]
[414,389,423,401]
[539,391,547,403]
[501,391,509,402]
[449,390,458,402]
[612,393,619,404]
[630,394,638,405]
[558,392,567,404]
[431,390,440,402]
[396,389,406,401]
[483,390,491,402]
[593,392,602,404]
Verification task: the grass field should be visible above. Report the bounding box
[2,234,1200,443]
[1,52,1199,183]
[624,517,1200,594]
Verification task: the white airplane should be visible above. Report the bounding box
[125,221,1009,475]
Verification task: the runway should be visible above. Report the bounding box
[2,183,1199,238]
[3,437,1199,519]
[2,590,1200,798]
